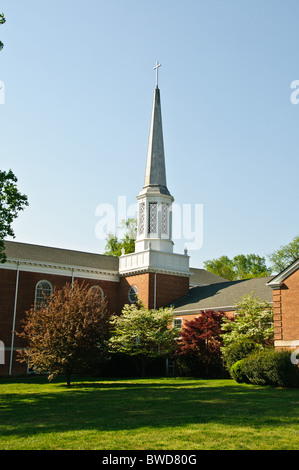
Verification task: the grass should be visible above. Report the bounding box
[0,376,299,450]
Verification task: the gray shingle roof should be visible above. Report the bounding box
[4,240,119,272]
[172,276,274,314]
[189,267,228,285]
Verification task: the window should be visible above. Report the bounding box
[90,285,104,300]
[148,202,157,234]
[173,318,182,329]
[35,280,53,310]
[128,285,138,303]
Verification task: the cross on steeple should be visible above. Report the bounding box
[154,61,162,87]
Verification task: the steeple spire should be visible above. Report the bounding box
[143,70,171,196]
[119,64,190,286]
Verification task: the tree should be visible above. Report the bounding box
[0,169,29,263]
[203,253,272,280]
[176,311,224,378]
[0,13,5,51]
[109,301,179,377]
[268,235,299,273]
[203,256,235,280]
[17,281,111,386]
[221,293,274,350]
[104,218,137,257]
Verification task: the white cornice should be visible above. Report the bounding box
[119,266,192,278]
[1,258,120,282]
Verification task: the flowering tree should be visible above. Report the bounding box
[220,293,274,370]
[221,293,274,347]
[109,301,179,377]
[17,281,111,386]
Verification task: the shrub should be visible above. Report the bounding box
[257,349,299,388]
[223,339,261,371]
[230,359,250,384]
[230,348,299,388]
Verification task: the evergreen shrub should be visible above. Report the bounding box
[230,359,250,383]
[223,339,261,371]
[230,348,299,388]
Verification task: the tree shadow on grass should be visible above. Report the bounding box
[1,377,299,444]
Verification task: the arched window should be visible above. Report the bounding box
[35,280,53,310]
[128,285,138,303]
[89,285,104,300]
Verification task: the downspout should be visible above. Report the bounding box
[9,262,20,376]
[154,271,157,309]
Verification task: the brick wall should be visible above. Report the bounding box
[274,269,299,347]
[281,269,299,342]
[0,268,119,376]
[272,288,283,341]
[173,309,234,329]
[119,272,190,311]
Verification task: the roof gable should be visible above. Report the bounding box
[267,258,299,288]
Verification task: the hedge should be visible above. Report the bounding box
[230,348,299,388]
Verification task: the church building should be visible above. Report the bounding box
[1,69,298,376]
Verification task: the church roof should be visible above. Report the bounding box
[4,240,119,272]
[172,276,274,314]
[189,267,228,286]
[3,241,230,288]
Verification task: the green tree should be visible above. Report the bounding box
[203,256,235,280]
[17,281,111,386]
[268,235,299,273]
[203,254,271,280]
[221,293,274,350]
[0,13,5,51]
[104,217,137,256]
[109,301,179,377]
[0,169,29,263]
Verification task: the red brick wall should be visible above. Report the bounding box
[119,272,190,311]
[0,268,119,376]
[119,273,152,310]
[272,288,283,341]
[275,269,299,346]
[155,273,189,309]
[173,310,234,329]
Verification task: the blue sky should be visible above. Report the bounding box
[1,0,299,269]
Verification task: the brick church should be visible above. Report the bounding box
[1,75,299,376]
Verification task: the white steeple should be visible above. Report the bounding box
[135,80,174,254]
[119,64,189,278]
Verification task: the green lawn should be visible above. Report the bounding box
[0,376,298,450]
